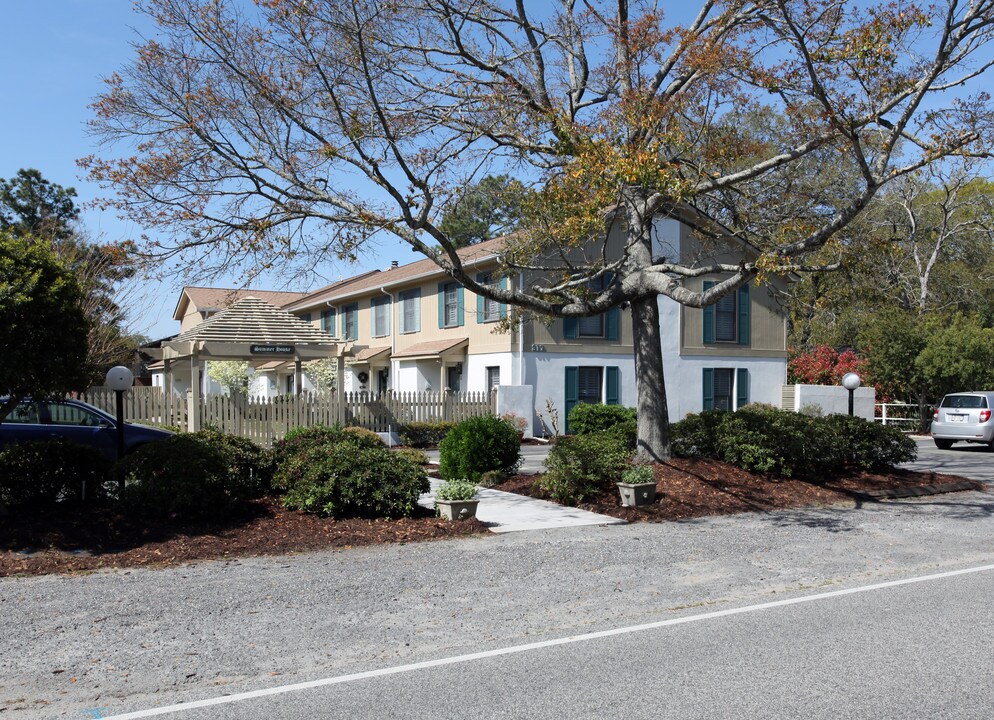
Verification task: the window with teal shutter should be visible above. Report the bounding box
[341,303,358,340]
[499,276,508,319]
[438,281,464,328]
[320,308,336,335]
[738,284,750,346]
[702,368,714,410]
[736,368,749,408]
[703,280,716,344]
[476,272,500,323]
[301,312,312,324]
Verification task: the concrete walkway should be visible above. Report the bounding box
[420,444,626,533]
[417,478,627,533]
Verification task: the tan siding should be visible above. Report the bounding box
[681,275,787,357]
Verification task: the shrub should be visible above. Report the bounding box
[568,403,637,435]
[438,415,521,481]
[341,426,386,446]
[281,441,429,518]
[621,464,656,485]
[538,431,631,505]
[0,441,110,509]
[191,429,273,498]
[393,448,429,466]
[118,435,238,519]
[714,406,829,478]
[435,478,478,502]
[479,470,506,487]
[272,425,385,492]
[670,410,729,458]
[819,414,918,470]
[399,421,457,448]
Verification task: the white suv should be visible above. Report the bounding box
[931,392,994,449]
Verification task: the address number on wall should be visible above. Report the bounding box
[530,344,546,352]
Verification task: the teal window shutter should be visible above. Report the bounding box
[476,273,485,319]
[456,286,465,326]
[736,368,749,409]
[605,307,620,341]
[605,367,620,405]
[341,306,347,337]
[563,317,578,339]
[564,367,579,433]
[351,304,359,339]
[702,368,714,410]
[499,276,508,319]
[437,282,445,329]
[703,280,715,344]
[738,283,750,346]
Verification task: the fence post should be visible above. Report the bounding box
[881,403,888,426]
[186,389,200,432]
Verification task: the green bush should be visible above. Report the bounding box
[0,441,110,509]
[670,407,916,478]
[714,406,828,478]
[281,441,429,518]
[819,414,917,470]
[393,447,429,466]
[670,410,729,458]
[191,429,273,498]
[118,435,239,519]
[399,421,457,448]
[438,415,521,481]
[538,431,632,505]
[568,403,637,435]
[272,425,386,492]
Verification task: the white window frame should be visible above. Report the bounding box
[372,297,390,338]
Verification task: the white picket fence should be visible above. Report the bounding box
[79,386,495,446]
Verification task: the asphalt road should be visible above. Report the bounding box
[5,439,994,719]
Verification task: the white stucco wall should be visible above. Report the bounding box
[659,294,787,421]
[524,350,637,436]
[393,359,441,392]
[465,352,514,393]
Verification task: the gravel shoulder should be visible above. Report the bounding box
[4,486,994,719]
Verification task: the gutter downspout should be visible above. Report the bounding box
[517,272,525,386]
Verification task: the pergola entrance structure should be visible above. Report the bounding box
[148,296,350,431]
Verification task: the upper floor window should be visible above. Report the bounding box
[321,308,336,336]
[342,303,358,340]
[578,314,604,338]
[372,296,390,337]
[444,283,459,326]
[703,280,751,346]
[438,281,464,328]
[562,274,619,341]
[399,288,421,333]
[477,272,504,323]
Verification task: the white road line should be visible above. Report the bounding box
[101,562,994,720]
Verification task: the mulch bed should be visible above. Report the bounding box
[2,455,983,578]
[491,457,985,523]
[0,501,488,578]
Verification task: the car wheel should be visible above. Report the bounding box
[934,439,953,450]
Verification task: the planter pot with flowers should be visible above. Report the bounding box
[617,464,658,507]
[435,479,480,520]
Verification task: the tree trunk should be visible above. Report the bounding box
[631,295,671,461]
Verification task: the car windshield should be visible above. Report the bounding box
[940,395,988,409]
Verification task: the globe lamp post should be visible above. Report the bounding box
[842,372,861,417]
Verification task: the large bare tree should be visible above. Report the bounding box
[85,0,994,459]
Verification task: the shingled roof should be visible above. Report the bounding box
[283,236,507,312]
[174,287,309,321]
[171,297,338,345]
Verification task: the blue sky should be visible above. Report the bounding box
[0,1,414,339]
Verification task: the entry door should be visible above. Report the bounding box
[446,365,462,391]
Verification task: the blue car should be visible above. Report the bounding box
[0,398,173,461]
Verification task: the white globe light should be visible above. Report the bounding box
[105,366,135,392]
[842,372,862,391]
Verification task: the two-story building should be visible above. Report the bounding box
[152,216,788,431]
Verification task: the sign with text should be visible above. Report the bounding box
[250,344,295,355]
